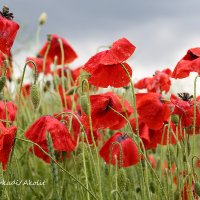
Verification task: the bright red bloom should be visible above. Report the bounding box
[58,85,78,109]
[24,115,76,162]
[99,132,138,167]
[130,117,180,149]
[21,83,31,97]
[136,93,170,130]
[81,92,133,130]
[135,68,172,93]
[172,48,200,79]
[26,57,52,75]
[170,93,200,129]
[0,7,19,55]
[0,101,17,125]
[0,122,17,170]
[39,34,78,65]
[83,38,135,88]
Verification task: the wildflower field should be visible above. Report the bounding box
[1,4,200,200]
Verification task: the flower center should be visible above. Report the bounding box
[178,92,193,101]
[116,133,129,143]
[0,6,14,20]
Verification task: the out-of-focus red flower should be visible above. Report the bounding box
[24,115,76,163]
[39,34,78,65]
[181,182,198,200]
[83,38,135,88]
[0,6,19,55]
[21,83,31,97]
[26,57,52,75]
[130,117,180,149]
[135,68,172,93]
[0,101,17,125]
[147,154,157,169]
[170,93,200,129]
[56,66,82,84]
[0,122,17,170]
[99,132,138,167]
[172,48,200,79]
[55,109,102,145]
[0,52,13,80]
[136,93,170,130]
[58,85,78,109]
[81,92,133,130]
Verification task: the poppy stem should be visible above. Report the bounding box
[14,137,98,200]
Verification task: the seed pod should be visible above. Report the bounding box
[117,169,127,192]
[171,114,179,125]
[80,94,89,115]
[30,84,40,109]
[0,76,6,92]
[194,182,200,197]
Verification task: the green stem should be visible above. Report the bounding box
[15,137,97,200]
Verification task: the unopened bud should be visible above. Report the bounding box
[0,76,6,92]
[80,94,89,115]
[117,169,127,192]
[171,114,179,125]
[30,84,40,109]
[194,182,200,197]
[39,12,47,26]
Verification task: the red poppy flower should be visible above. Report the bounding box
[58,85,78,109]
[24,115,76,162]
[0,6,20,55]
[55,109,102,145]
[136,93,170,130]
[135,68,172,93]
[0,52,13,80]
[172,48,200,79]
[26,57,52,75]
[83,38,135,88]
[0,122,17,170]
[21,83,31,97]
[39,34,78,65]
[170,93,200,129]
[130,117,179,149]
[99,132,138,167]
[0,101,17,125]
[81,92,133,130]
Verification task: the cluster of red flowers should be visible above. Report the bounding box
[1,6,200,187]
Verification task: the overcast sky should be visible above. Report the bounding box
[1,0,200,93]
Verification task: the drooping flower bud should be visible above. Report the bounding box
[194,182,200,197]
[171,114,179,125]
[30,84,40,109]
[117,169,127,192]
[0,75,6,92]
[80,94,89,115]
[38,12,47,26]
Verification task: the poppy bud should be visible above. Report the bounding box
[80,94,89,115]
[117,169,127,192]
[30,84,40,109]
[38,12,47,26]
[66,87,76,95]
[171,114,179,125]
[194,182,200,197]
[0,75,6,92]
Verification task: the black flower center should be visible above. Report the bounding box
[116,133,129,143]
[0,6,14,20]
[178,92,193,101]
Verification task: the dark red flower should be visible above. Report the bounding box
[136,93,170,130]
[26,57,52,75]
[0,101,17,125]
[99,132,138,167]
[172,48,200,79]
[135,68,172,93]
[0,6,19,56]
[24,115,76,162]
[83,38,135,88]
[39,34,78,65]
[170,93,200,129]
[0,122,17,170]
[81,92,133,130]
